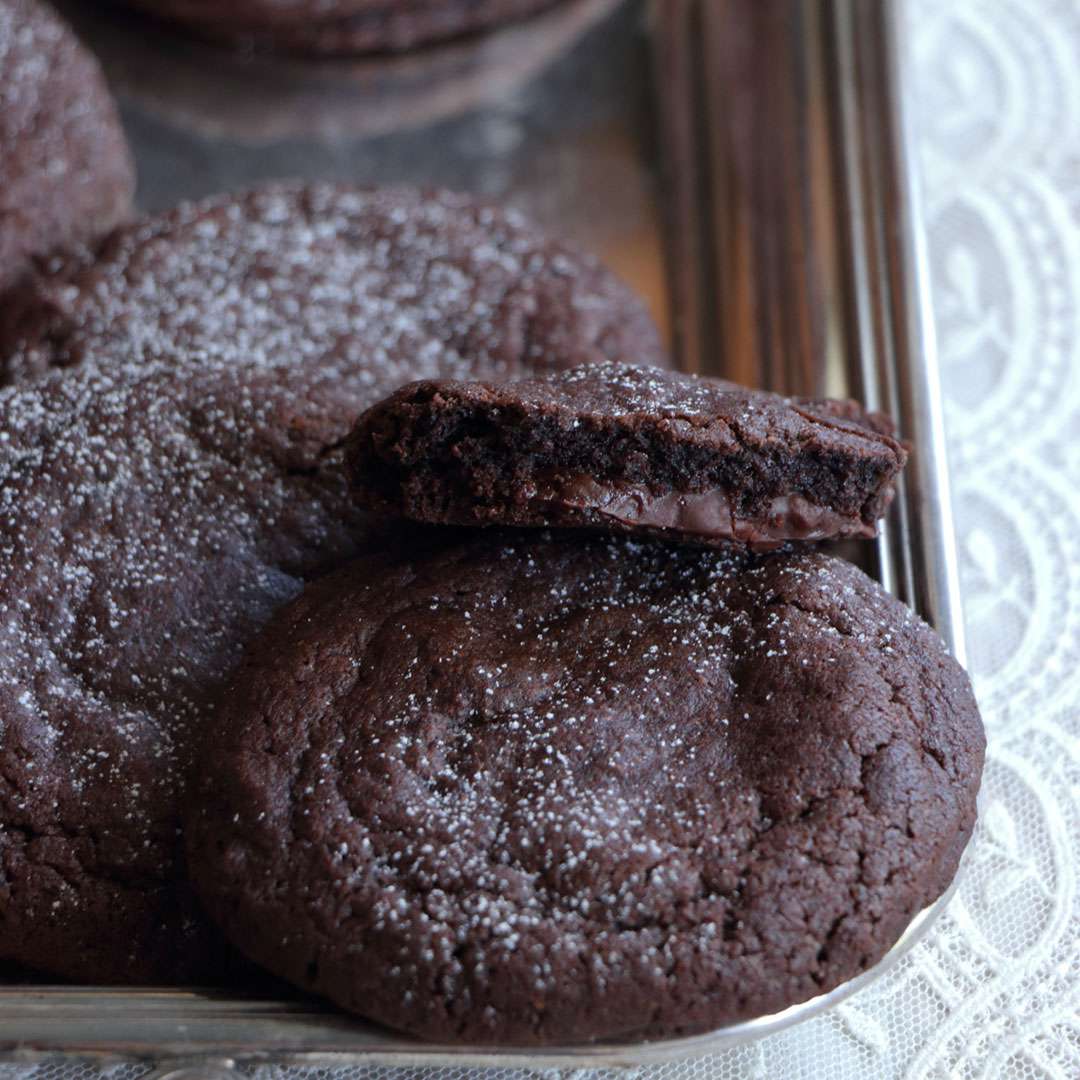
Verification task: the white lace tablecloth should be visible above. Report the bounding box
[4,1,1078,1078]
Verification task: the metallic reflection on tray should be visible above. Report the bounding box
[58,0,623,144]
[0,0,967,1067]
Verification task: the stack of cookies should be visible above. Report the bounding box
[0,0,984,1047]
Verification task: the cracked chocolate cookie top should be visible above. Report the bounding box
[0,185,664,984]
[187,533,984,1045]
[0,183,664,386]
[0,0,134,293]
[347,361,907,547]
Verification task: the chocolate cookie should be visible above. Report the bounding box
[0,0,134,293]
[0,184,664,983]
[347,362,907,547]
[0,183,664,386]
[187,533,984,1045]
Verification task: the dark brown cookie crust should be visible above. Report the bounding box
[188,535,984,1045]
[347,362,907,547]
[0,0,134,294]
[0,360,379,984]
[0,183,664,386]
[0,185,664,984]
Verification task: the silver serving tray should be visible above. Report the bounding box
[1,0,969,1069]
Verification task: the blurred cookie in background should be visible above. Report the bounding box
[0,0,135,292]
[56,0,621,145]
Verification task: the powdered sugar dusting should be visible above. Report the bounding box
[0,184,661,979]
[196,534,982,1042]
[542,359,742,418]
[4,186,661,387]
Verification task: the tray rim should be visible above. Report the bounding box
[0,882,958,1069]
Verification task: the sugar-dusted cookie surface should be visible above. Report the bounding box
[348,362,907,547]
[0,185,664,983]
[1,184,664,386]
[188,533,983,1045]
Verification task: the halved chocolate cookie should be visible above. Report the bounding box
[347,361,907,547]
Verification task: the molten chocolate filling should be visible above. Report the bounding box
[537,475,875,544]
